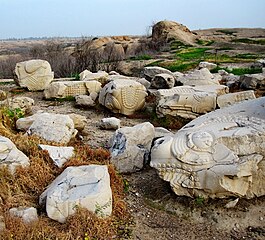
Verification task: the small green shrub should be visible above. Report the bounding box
[211,67,262,75]
[196,39,215,46]
[130,54,152,61]
[216,29,237,35]
[231,38,265,45]
[176,48,210,61]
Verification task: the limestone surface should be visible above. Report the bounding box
[156,86,217,119]
[39,145,75,168]
[143,66,174,81]
[198,61,217,70]
[44,80,102,99]
[150,73,175,89]
[79,70,109,84]
[39,165,112,223]
[9,207,38,224]
[99,117,121,130]
[150,97,265,199]
[26,113,77,144]
[14,59,54,91]
[217,90,256,108]
[0,136,29,174]
[1,96,34,114]
[109,122,155,173]
[99,79,147,115]
[75,95,96,107]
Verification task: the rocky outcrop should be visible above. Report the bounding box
[99,79,147,115]
[152,20,197,46]
[109,122,155,173]
[151,97,265,199]
[39,165,112,223]
[14,59,54,91]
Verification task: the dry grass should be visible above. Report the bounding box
[0,109,131,239]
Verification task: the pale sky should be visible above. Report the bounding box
[1,0,265,39]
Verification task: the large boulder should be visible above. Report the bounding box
[151,97,265,199]
[240,73,265,90]
[39,165,112,223]
[26,113,77,144]
[0,136,29,174]
[99,79,147,115]
[109,122,155,173]
[44,80,102,99]
[14,59,54,91]
[79,70,109,84]
[152,20,197,46]
[143,66,173,81]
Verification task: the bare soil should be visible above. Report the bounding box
[1,83,265,240]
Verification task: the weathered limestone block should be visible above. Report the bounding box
[75,95,96,107]
[26,113,77,144]
[217,90,256,108]
[99,117,121,130]
[240,73,265,89]
[156,86,217,119]
[79,70,109,84]
[1,97,34,114]
[143,66,174,81]
[150,97,265,199]
[198,61,217,70]
[44,80,102,99]
[14,59,54,91]
[9,207,38,224]
[68,113,87,131]
[178,68,220,86]
[0,136,29,174]
[39,165,112,223]
[108,74,150,89]
[99,79,147,115]
[150,73,175,89]
[109,122,155,173]
[39,145,74,168]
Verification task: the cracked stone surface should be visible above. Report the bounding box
[109,122,155,173]
[26,113,77,144]
[150,97,265,198]
[0,136,29,174]
[39,165,112,223]
[39,145,75,168]
[9,207,38,224]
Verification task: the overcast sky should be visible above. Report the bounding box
[1,0,265,39]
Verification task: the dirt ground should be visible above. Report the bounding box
[1,82,265,240]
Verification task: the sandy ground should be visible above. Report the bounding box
[1,82,265,240]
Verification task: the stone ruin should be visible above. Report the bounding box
[150,97,265,199]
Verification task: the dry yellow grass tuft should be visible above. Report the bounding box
[0,108,131,239]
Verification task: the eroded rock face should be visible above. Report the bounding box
[151,97,265,199]
[79,70,109,84]
[44,80,102,99]
[150,73,175,89]
[143,66,173,81]
[109,122,155,173]
[14,59,54,91]
[156,86,218,119]
[0,136,29,174]
[240,73,265,90]
[39,165,112,223]
[99,79,147,115]
[26,113,77,144]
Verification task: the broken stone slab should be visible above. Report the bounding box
[108,74,150,89]
[99,117,121,130]
[150,73,175,89]
[156,86,217,119]
[9,207,38,224]
[26,113,77,144]
[99,78,147,115]
[79,70,109,84]
[109,122,155,173]
[0,136,29,174]
[217,90,256,108]
[39,145,75,168]
[150,97,265,199]
[44,80,102,99]
[240,73,265,90]
[221,74,240,88]
[154,127,174,139]
[68,113,87,131]
[178,68,220,86]
[0,96,34,114]
[75,95,96,107]
[199,62,217,70]
[39,165,112,223]
[14,59,54,91]
[143,66,174,81]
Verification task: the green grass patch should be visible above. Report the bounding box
[176,48,210,61]
[196,39,215,46]
[211,66,262,75]
[170,40,192,50]
[216,29,237,35]
[130,54,152,61]
[231,38,265,45]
